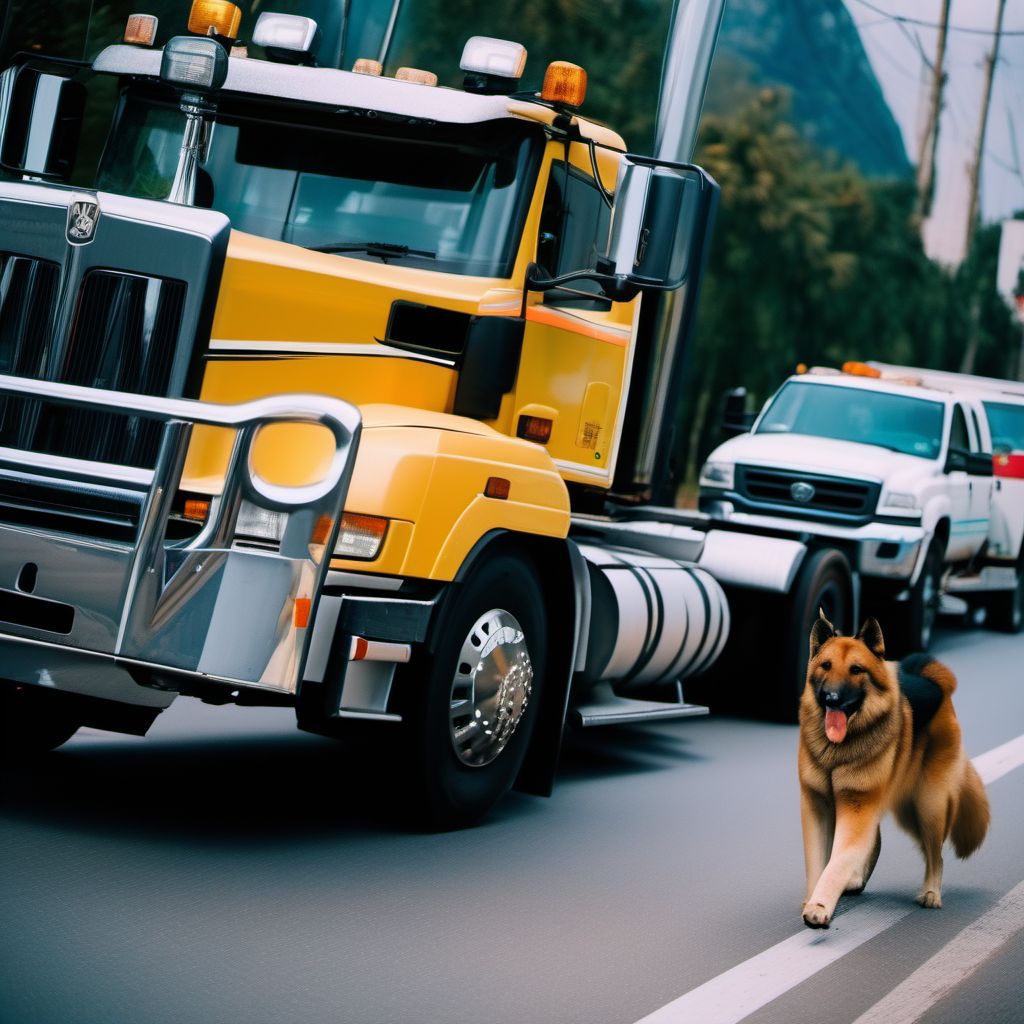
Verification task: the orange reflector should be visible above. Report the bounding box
[188,0,242,38]
[352,58,383,76]
[124,14,158,45]
[485,477,511,500]
[842,361,882,378]
[395,67,438,86]
[517,415,553,444]
[293,597,311,629]
[795,362,808,375]
[310,514,333,546]
[540,61,587,107]
[351,636,369,660]
[183,498,210,522]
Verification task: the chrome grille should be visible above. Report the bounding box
[736,465,879,521]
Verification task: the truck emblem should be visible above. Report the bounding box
[790,481,816,503]
[66,197,100,245]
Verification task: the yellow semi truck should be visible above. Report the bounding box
[0,0,834,825]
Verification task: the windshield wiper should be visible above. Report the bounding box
[311,241,436,260]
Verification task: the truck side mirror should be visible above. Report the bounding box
[602,156,719,293]
[720,387,755,437]
[967,451,994,477]
[944,447,969,474]
[0,63,86,181]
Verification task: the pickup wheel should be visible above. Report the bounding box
[986,566,1024,633]
[775,548,852,723]
[0,682,80,762]
[403,553,547,830]
[888,540,943,655]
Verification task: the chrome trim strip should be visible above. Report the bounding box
[208,338,455,367]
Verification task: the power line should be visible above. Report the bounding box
[849,0,1024,37]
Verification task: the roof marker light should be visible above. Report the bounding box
[540,61,587,108]
[124,14,158,46]
[460,37,527,79]
[187,0,242,40]
[352,58,383,76]
[160,35,229,92]
[395,67,438,86]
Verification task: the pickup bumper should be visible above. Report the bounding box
[0,375,360,708]
[698,500,925,581]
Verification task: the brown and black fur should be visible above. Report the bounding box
[798,612,990,929]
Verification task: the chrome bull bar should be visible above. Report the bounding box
[0,374,361,698]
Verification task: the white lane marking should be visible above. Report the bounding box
[850,878,1024,1024]
[972,733,1024,785]
[633,898,914,1024]
[631,731,1024,1024]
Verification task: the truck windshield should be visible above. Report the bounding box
[96,92,541,278]
[983,401,1024,453]
[755,381,945,459]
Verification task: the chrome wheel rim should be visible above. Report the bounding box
[921,566,939,647]
[448,608,533,768]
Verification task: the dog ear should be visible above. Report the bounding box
[856,617,885,659]
[809,609,837,658]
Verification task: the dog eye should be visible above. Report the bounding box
[849,665,862,675]
[820,660,831,671]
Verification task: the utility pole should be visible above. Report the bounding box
[914,0,951,222]
[960,0,1007,373]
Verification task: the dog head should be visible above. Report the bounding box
[805,611,892,744]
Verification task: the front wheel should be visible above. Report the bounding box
[986,565,1024,633]
[0,682,80,764]
[887,540,943,656]
[401,552,547,829]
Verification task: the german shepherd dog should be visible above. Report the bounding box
[798,613,990,929]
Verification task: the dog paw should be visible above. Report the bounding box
[802,902,831,929]
[845,874,866,895]
[916,890,942,909]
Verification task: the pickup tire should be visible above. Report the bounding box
[887,540,943,655]
[775,548,853,723]
[0,682,80,762]
[402,553,547,829]
[986,566,1024,633]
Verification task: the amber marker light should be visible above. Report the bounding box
[335,513,388,560]
[188,0,242,39]
[517,415,553,444]
[395,67,438,86]
[352,58,383,76]
[183,498,210,522]
[124,14,158,45]
[540,61,587,108]
[841,361,882,378]
[310,514,333,546]
[484,477,511,500]
[293,597,312,629]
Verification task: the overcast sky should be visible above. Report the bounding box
[842,0,1024,265]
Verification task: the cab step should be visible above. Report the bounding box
[573,681,709,728]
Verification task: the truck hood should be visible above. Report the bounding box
[709,433,937,485]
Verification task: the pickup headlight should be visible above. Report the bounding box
[881,491,918,510]
[699,461,735,489]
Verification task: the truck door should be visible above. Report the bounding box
[512,155,633,486]
[966,402,994,553]
[945,403,987,559]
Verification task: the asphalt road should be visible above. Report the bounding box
[1,622,1023,1024]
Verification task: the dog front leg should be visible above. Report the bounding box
[800,786,834,906]
[803,793,882,929]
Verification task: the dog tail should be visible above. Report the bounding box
[903,653,958,697]
[951,761,990,859]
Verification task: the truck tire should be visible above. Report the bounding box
[887,540,942,656]
[775,548,852,723]
[402,553,547,829]
[0,682,80,762]
[986,566,1024,633]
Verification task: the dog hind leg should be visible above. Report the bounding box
[910,788,950,908]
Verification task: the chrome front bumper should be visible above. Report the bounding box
[0,375,360,707]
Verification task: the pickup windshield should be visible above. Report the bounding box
[983,401,1024,453]
[96,91,542,277]
[755,381,945,459]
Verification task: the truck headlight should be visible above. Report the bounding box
[335,513,388,560]
[236,500,286,542]
[699,461,734,489]
[881,491,918,510]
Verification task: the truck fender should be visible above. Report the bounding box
[908,516,949,587]
[443,529,586,798]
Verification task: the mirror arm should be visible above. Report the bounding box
[525,265,640,302]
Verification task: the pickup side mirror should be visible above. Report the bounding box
[602,156,718,293]
[945,447,994,477]
[0,62,86,181]
[720,386,755,437]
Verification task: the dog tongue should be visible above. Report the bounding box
[825,709,848,743]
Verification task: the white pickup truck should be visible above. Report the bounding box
[699,364,1014,658]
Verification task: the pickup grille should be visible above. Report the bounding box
[735,466,879,521]
[0,258,187,469]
